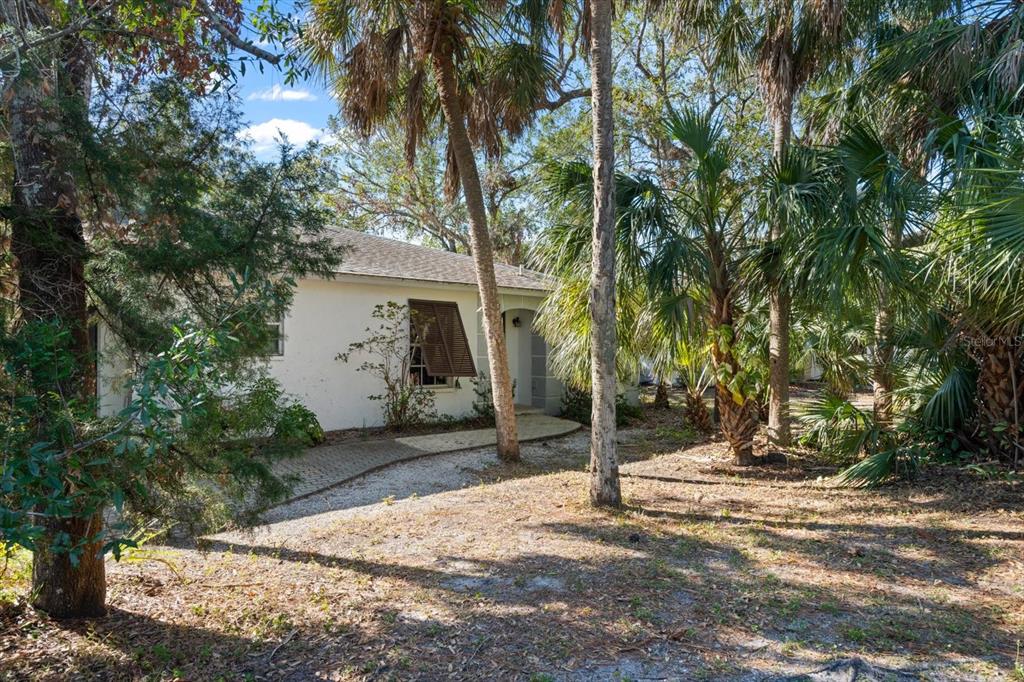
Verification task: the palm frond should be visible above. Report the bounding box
[797,395,881,461]
[835,447,919,487]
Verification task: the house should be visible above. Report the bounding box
[97,228,565,431]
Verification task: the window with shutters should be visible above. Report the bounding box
[408,299,476,386]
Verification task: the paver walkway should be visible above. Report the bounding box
[271,414,580,504]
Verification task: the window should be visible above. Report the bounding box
[264,316,284,356]
[408,299,476,386]
[410,338,451,386]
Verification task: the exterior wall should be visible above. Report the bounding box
[271,277,478,430]
[476,294,565,417]
[799,345,825,381]
[96,275,562,431]
[97,323,132,418]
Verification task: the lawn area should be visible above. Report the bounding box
[2,411,1022,681]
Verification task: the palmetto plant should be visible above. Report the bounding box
[674,333,715,433]
[537,108,769,465]
[653,0,953,446]
[533,162,674,389]
[794,307,872,399]
[928,114,1024,465]
[786,118,930,423]
[796,112,1024,483]
[303,0,567,462]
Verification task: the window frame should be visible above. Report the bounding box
[264,315,285,357]
[407,299,476,387]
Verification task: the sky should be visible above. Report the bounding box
[231,0,340,159]
[234,59,337,158]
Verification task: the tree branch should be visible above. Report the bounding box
[537,87,591,112]
[190,0,282,64]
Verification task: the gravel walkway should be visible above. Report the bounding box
[268,414,580,510]
[230,428,592,530]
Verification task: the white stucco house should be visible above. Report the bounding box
[97,228,565,431]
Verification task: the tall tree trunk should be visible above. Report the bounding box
[6,3,105,618]
[972,332,1024,468]
[30,514,107,618]
[873,220,903,426]
[872,299,893,426]
[431,51,520,462]
[767,95,793,447]
[587,0,621,507]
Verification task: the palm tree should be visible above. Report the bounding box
[659,109,763,464]
[863,1,1024,464]
[786,119,928,427]
[587,0,621,506]
[537,109,768,465]
[656,0,949,447]
[868,0,1024,119]
[931,115,1024,466]
[648,0,837,446]
[304,0,563,462]
[756,0,838,447]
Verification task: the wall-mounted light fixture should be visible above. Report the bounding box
[512,316,522,328]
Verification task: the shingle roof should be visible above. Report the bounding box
[327,228,552,292]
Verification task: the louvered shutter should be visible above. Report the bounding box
[409,300,477,378]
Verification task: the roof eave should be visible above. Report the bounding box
[320,270,553,294]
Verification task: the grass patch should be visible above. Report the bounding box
[0,547,31,605]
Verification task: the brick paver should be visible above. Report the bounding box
[272,414,580,504]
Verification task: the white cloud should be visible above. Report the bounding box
[247,84,317,102]
[238,118,326,154]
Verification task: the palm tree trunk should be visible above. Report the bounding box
[872,222,902,426]
[709,280,758,464]
[684,391,713,433]
[973,333,1024,467]
[431,51,520,462]
[653,380,670,409]
[717,383,759,465]
[587,0,621,507]
[711,315,759,465]
[872,284,894,426]
[768,96,793,447]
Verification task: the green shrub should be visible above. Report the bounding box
[561,388,643,427]
[274,404,325,446]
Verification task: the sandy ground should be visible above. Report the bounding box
[2,420,1022,681]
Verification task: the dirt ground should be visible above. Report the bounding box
[2,405,1022,681]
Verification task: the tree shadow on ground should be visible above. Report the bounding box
[0,603,338,681]
[619,503,1022,588]
[202,507,1015,681]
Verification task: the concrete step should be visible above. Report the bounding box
[514,404,544,416]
